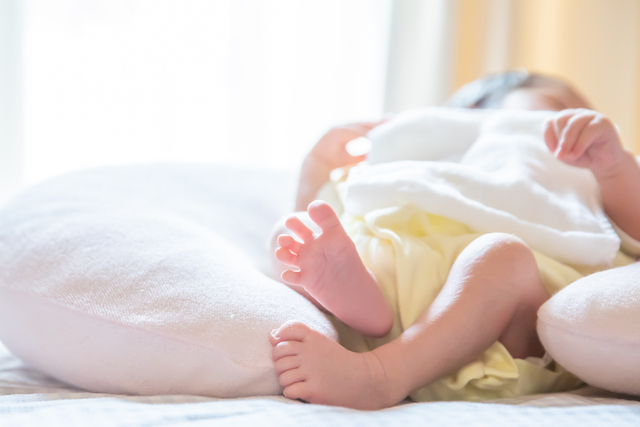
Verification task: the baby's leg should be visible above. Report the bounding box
[270,232,548,409]
[275,201,393,338]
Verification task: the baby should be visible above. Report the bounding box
[268,71,640,409]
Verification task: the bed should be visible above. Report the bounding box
[1,162,640,426]
[2,311,640,426]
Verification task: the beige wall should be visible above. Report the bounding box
[386,0,640,152]
[451,0,640,152]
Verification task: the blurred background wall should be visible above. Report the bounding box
[1,0,392,202]
[386,0,640,152]
[0,0,23,202]
[1,0,639,203]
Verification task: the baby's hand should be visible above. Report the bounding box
[307,120,386,172]
[544,109,626,178]
[294,119,388,211]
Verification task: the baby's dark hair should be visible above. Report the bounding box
[445,70,562,109]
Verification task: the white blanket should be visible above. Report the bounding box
[342,108,620,267]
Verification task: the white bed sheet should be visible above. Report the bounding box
[2,340,640,427]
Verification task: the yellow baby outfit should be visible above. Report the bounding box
[329,203,636,401]
[316,108,639,401]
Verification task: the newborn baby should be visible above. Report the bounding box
[268,72,640,409]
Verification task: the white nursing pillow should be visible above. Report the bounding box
[0,164,336,397]
[538,262,640,395]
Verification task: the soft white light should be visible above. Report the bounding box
[23,0,391,185]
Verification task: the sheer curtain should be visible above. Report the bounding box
[0,0,23,203]
[2,0,391,200]
[385,0,640,152]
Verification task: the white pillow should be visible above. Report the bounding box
[0,164,336,397]
[537,262,640,395]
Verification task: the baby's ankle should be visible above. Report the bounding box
[362,350,410,407]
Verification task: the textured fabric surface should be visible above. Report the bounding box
[1,339,640,427]
[4,342,638,426]
[538,262,640,396]
[1,391,640,427]
[0,164,336,397]
[358,108,620,267]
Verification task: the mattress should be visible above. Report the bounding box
[1,164,640,426]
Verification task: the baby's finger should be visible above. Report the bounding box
[357,120,384,130]
[349,153,368,163]
[570,117,605,160]
[553,113,572,143]
[557,113,593,159]
[373,115,393,126]
[284,216,315,243]
[543,119,559,153]
[344,122,381,136]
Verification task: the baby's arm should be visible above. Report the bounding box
[295,121,384,211]
[544,109,640,241]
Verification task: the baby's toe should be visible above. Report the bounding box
[307,201,342,232]
[275,247,298,266]
[280,270,301,286]
[275,321,312,343]
[283,382,312,402]
[274,355,301,375]
[271,340,304,359]
[278,368,306,388]
[278,234,302,253]
[285,216,314,242]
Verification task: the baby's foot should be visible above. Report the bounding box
[275,201,392,337]
[270,322,404,409]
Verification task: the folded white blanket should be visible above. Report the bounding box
[342,108,620,267]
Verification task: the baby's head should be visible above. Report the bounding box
[446,70,591,112]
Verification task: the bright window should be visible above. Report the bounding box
[23,0,391,185]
